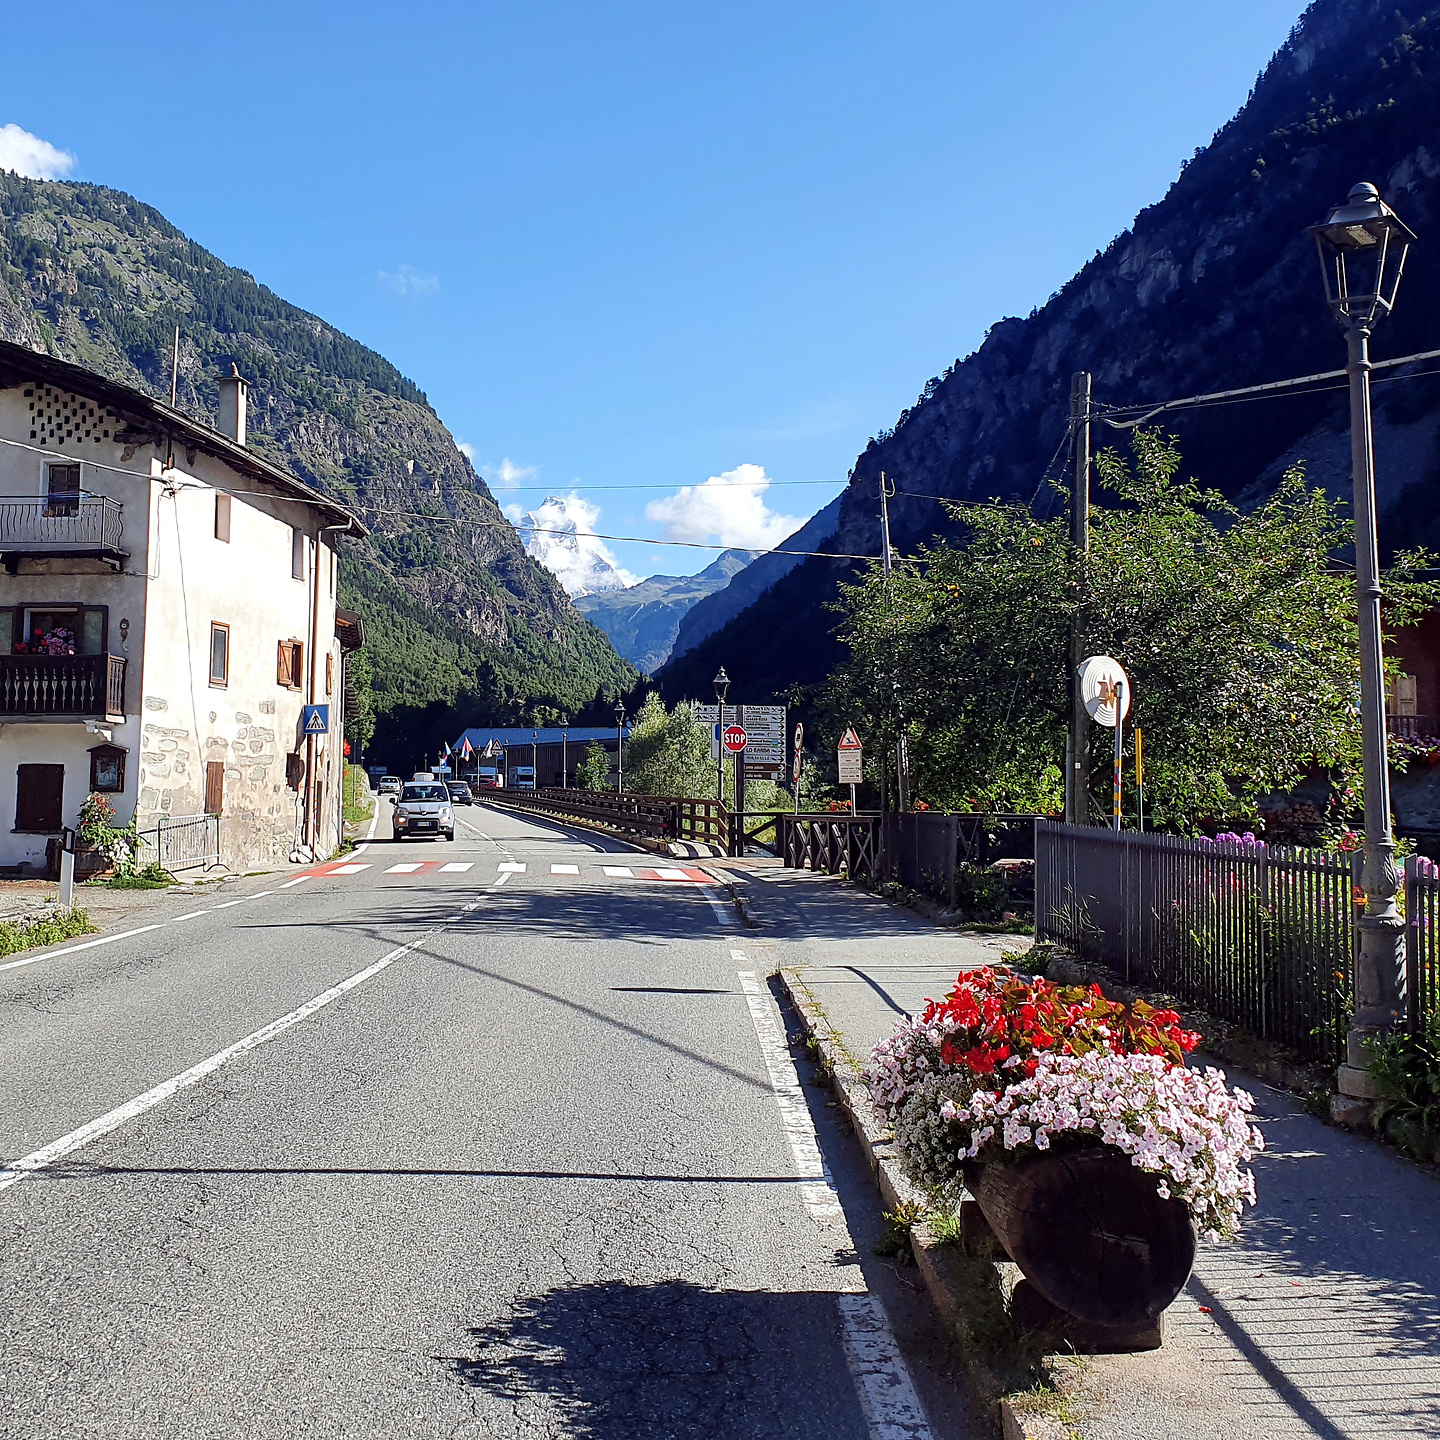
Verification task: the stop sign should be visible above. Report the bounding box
[722,724,748,753]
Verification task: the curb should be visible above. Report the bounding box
[776,965,1046,1440]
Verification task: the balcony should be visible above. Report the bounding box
[0,495,126,571]
[0,653,126,720]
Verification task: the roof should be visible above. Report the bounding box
[335,607,365,652]
[0,340,365,535]
[453,726,628,753]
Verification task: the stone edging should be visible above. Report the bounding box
[776,965,1051,1440]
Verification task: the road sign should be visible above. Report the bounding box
[792,722,804,784]
[722,724,748,753]
[301,704,330,735]
[1078,656,1131,728]
[837,726,863,785]
[697,703,785,777]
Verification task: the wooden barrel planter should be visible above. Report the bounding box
[968,1145,1196,1337]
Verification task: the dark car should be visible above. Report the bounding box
[446,781,474,806]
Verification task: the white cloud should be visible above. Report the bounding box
[512,492,638,596]
[645,463,800,551]
[457,441,475,461]
[481,457,538,490]
[0,124,75,180]
[378,263,439,296]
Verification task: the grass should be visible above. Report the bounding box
[84,861,173,890]
[342,765,374,826]
[0,907,95,956]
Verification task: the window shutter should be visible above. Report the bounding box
[277,639,288,686]
[16,764,64,831]
[326,653,334,697]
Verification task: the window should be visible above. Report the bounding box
[15,764,63,832]
[291,528,306,581]
[13,605,106,656]
[215,492,232,543]
[88,744,126,793]
[205,760,225,816]
[325,652,334,697]
[44,462,80,518]
[209,622,230,686]
[277,638,304,689]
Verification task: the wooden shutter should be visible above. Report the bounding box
[205,761,225,816]
[326,652,334,697]
[16,764,64,831]
[277,639,301,688]
[215,493,232,542]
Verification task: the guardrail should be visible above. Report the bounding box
[482,787,728,846]
[135,813,220,872]
[0,652,126,718]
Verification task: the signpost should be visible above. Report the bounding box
[301,703,330,736]
[1079,655,1131,832]
[697,703,785,781]
[837,725,863,813]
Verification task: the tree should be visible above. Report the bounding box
[831,431,1440,828]
[577,742,611,791]
[623,694,714,798]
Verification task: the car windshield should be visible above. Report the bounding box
[447,784,469,794]
[401,784,448,802]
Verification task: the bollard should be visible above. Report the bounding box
[59,847,75,909]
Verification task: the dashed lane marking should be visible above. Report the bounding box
[439,862,474,873]
[278,876,311,888]
[603,866,634,878]
[551,864,580,875]
[498,862,526,873]
[328,862,371,875]
[385,863,425,874]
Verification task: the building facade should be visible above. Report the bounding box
[0,343,364,875]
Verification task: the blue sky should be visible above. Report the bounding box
[3,0,1305,582]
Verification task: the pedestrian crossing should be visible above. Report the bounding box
[296,858,715,885]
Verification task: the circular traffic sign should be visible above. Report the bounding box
[722,724,748,753]
[1078,654,1132,728]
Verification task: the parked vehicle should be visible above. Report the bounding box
[392,782,455,841]
[378,776,402,796]
[446,781,473,806]
[474,767,500,789]
[511,765,535,791]
[411,771,436,782]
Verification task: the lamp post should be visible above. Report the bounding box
[532,728,539,790]
[561,718,568,789]
[1309,181,1416,1117]
[614,700,626,793]
[713,666,730,807]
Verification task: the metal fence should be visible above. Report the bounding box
[0,494,124,552]
[135,813,220,872]
[879,812,1038,906]
[1405,855,1440,1034]
[1035,821,1357,1064]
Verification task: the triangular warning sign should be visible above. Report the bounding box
[838,726,862,750]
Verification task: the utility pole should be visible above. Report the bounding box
[1065,372,1092,827]
[879,472,909,810]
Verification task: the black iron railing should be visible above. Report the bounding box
[0,653,127,717]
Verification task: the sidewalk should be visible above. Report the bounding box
[775,886,1440,1439]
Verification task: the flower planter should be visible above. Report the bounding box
[966,1144,1197,1334]
[44,840,111,881]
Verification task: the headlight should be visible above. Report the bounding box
[396,809,409,822]
[442,807,453,819]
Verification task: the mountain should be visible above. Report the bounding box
[659,0,1440,707]
[0,173,637,763]
[575,549,756,675]
[515,496,633,596]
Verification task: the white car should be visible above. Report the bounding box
[393,782,455,841]
[378,775,402,796]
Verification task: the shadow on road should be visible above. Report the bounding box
[441,1279,867,1440]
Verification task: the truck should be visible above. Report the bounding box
[510,765,535,791]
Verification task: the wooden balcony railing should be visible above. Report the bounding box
[0,653,127,718]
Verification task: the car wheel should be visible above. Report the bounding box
[392,830,402,843]
[446,829,456,841]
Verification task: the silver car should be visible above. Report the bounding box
[393,782,455,841]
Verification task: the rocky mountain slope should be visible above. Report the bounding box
[0,173,637,752]
[660,0,1440,705]
[574,549,755,674]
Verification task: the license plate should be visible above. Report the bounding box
[415,820,436,830]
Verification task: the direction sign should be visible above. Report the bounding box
[301,704,330,735]
[722,724,748,754]
[1078,655,1131,728]
[697,703,785,779]
[837,726,863,785]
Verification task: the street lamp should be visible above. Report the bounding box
[713,666,731,806]
[614,699,626,793]
[560,717,569,789]
[1310,181,1416,1115]
[532,728,539,790]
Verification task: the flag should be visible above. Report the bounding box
[460,736,474,758]
[441,740,451,758]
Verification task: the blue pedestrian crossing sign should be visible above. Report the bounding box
[301,704,330,735]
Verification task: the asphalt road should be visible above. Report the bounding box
[0,800,980,1439]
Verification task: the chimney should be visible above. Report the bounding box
[217,363,248,447]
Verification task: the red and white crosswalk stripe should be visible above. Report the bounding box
[293,859,714,885]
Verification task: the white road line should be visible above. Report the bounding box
[706,893,732,926]
[837,1294,933,1439]
[655,867,691,880]
[732,950,932,1440]
[328,863,371,875]
[352,800,381,856]
[498,862,526,873]
[0,922,166,975]
[279,876,311,888]
[251,890,275,898]
[735,959,843,1222]
[603,866,634,878]
[212,899,246,910]
[385,863,424,874]
[439,862,473,873]
[551,864,579,875]
[492,870,512,887]
[0,926,448,1196]
[171,911,208,923]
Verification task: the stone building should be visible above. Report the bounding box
[0,341,364,874]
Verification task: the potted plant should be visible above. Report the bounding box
[864,967,1262,1336]
[74,792,138,880]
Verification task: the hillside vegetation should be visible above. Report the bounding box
[0,173,637,762]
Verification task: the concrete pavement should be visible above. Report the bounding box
[0,800,983,1438]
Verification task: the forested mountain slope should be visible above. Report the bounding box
[660,0,1440,705]
[0,174,636,754]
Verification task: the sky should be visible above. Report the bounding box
[1,0,1306,586]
